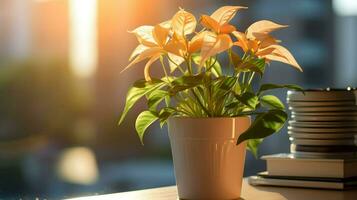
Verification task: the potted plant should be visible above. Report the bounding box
[118,5,303,200]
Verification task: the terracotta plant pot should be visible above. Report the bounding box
[168,117,251,200]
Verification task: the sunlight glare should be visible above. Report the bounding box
[69,0,97,78]
[333,0,357,16]
[57,147,98,185]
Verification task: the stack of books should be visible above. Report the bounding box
[249,89,357,190]
[249,153,357,189]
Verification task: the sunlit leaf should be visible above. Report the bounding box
[264,45,303,72]
[188,31,208,53]
[168,53,185,72]
[129,44,149,61]
[153,24,170,47]
[200,15,220,33]
[247,139,263,158]
[144,53,161,81]
[164,34,187,57]
[246,20,288,39]
[210,6,247,25]
[169,74,205,94]
[234,56,265,76]
[234,92,259,109]
[200,32,233,65]
[158,107,176,128]
[147,89,168,111]
[118,80,165,125]
[191,54,221,77]
[210,59,222,77]
[254,33,279,49]
[219,24,236,34]
[260,95,285,110]
[255,47,275,57]
[121,47,163,72]
[237,109,288,145]
[160,20,172,29]
[172,9,197,36]
[135,111,158,144]
[258,83,303,94]
[232,31,249,52]
[130,25,157,47]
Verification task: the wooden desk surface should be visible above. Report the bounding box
[69,179,357,200]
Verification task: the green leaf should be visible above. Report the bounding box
[216,77,237,91]
[258,83,303,95]
[234,92,259,109]
[237,109,287,145]
[164,95,171,107]
[169,74,205,95]
[147,90,168,111]
[210,59,222,78]
[135,110,158,144]
[251,57,266,76]
[247,139,263,158]
[118,79,165,125]
[234,55,266,76]
[224,101,239,109]
[192,55,222,77]
[158,107,176,128]
[260,95,285,110]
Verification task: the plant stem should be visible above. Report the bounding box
[175,94,194,116]
[247,72,256,85]
[167,55,185,74]
[242,72,246,83]
[228,49,233,69]
[160,56,172,87]
[206,56,217,72]
[192,89,211,117]
[185,55,194,75]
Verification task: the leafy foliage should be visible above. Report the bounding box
[118,79,165,125]
[118,5,303,156]
[135,111,158,144]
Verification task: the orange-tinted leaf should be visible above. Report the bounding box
[164,34,187,57]
[247,20,288,39]
[200,15,220,33]
[200,32,233,65]
[264,45,302,72]
[129,44,149,61]
[121,47,162,72]
[256,33,278,49]
[160,20,172,29]
[153,24,170,47]
[188,31,208,53]
[219,24,236,34]
[172,9,197,36]
[130,25,157,47]
[144,54,161,81]
[210,6,247,25]
[248,40,259,53]
[256,47,275,57]
[232,31,249,52]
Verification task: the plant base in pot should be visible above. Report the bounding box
[118,4,303,200]
[168,117,250,200]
